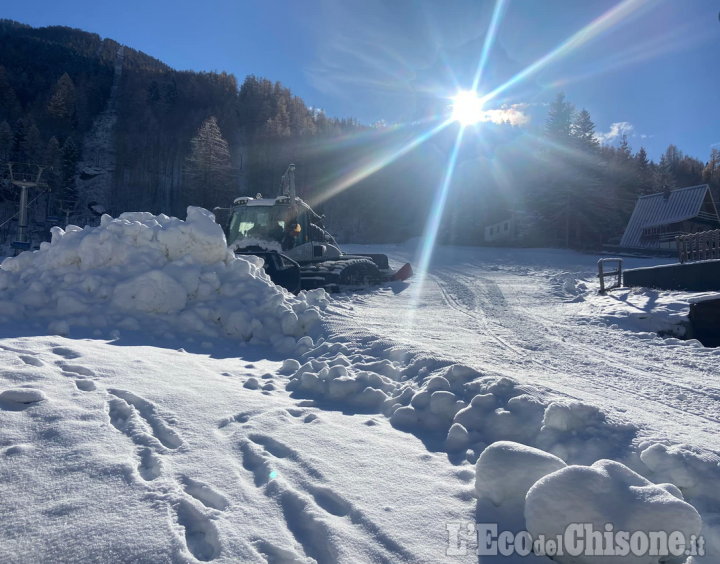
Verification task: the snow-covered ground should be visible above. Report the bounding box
[2,213,720,563]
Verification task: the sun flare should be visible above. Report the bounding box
[451,91,484,125]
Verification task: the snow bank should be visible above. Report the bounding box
[285,351,635,465]
[578,286,716,339]
[525,459,702,564]
[639,442,720,506]
[0,207,328,352]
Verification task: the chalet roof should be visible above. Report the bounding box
[620,184,717,248]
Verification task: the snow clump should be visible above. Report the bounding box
[475,441,566,506]
[525,459,702,564]
[0,388,47,404]
[0,207,328,352]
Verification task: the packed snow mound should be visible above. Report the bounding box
[525,459,702,564]
[0,207,328,352]
[475,441,566,506]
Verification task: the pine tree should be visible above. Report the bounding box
[45,136,62,193]
[59,136,79,202]
[635,146,649,170]
[653,154,676,193]
[23,123,44,162]
[183,116,235,209]
[571,109,599,153]
[48,73,76,119]
[0,66,21,122]
[635,147,652,194]
[544,92,575,144]
[146,81,161,107]
[0,120,12,161]
[12,118,28,161]
[702,148,720,195]
[617,134,632,161]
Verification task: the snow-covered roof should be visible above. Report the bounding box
[620,184,718,248]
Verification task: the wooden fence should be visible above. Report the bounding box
[676,230,720,264]
[597,258,623,293]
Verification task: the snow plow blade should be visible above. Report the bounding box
[390,263,413,282]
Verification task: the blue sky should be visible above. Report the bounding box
[5,0,719,162]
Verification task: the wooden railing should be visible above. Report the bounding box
[598,258,623,293]
[677,229,720,263]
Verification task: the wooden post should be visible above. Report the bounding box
[598,260,605,293]
[676,235,683,263]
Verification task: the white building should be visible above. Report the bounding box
[485,215,516,243]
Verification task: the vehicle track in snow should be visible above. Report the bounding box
[434,269,720,433]
[335,246,720,450]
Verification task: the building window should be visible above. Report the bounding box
[504,222,509,231]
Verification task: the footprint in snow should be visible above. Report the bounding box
[20,355,43,367]
[107,390,183,450]
[173,499,221,562]
[218,412,252,429]
[75,379,96,392]
[137,447,162,481]
[58,363,95,377]
[51,347,82,359]
[181,476,229,511]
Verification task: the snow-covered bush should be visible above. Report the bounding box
[0,207,328,353]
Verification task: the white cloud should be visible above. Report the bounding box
[596,121,634,143]
[480,103,531,126]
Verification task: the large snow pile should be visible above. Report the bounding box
[525,459,702,564]
[0,207,327,353]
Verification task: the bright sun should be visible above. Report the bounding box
[451,91,485,125]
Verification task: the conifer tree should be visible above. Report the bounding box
[183,116,235,209]
[571,109,599,153]
[48,73,76,119]
[23,124,44,162]
[59,136,79,202]
[0,121,12,161]
[653,154,677,193]
[544,92,575,144]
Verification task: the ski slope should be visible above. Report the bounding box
[2,219,720,563]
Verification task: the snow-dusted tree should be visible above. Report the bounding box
[183,116,235,209]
